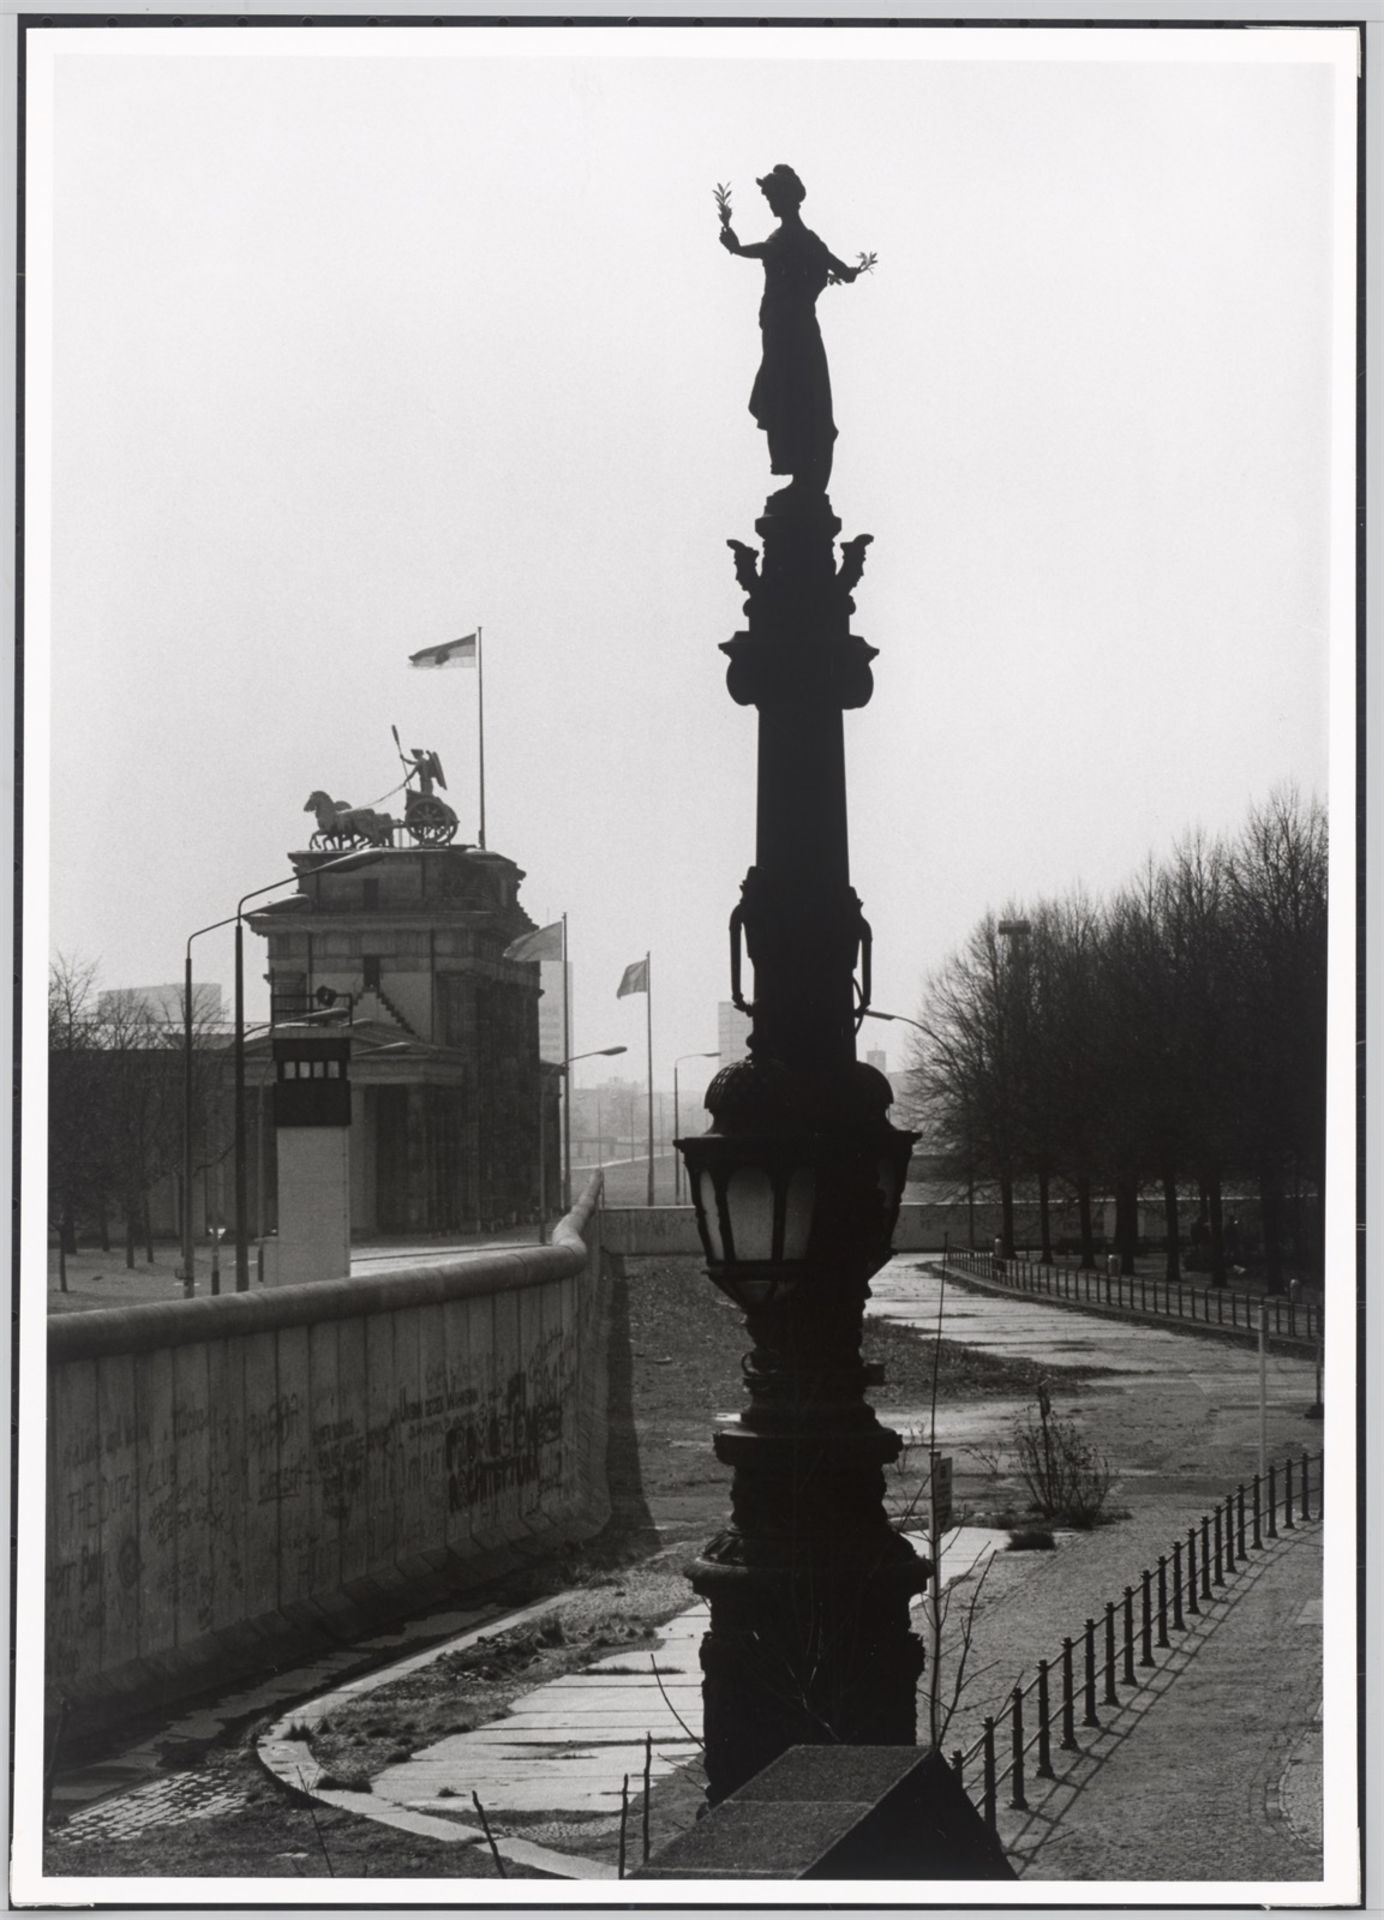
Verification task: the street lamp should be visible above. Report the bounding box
[538,1045,626,1238]
[562,1046,627,1210]
[861,1007,925,1035]
[181,847,392,1297]
[673,1052,720,1204]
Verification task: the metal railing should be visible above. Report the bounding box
[950,1448,1324,1828]
[949,1248,1322,1347]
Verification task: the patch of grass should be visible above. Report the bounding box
[1006,1527,1057,1551]
[315,1768,372,1794]
[306,1566,692,1792]
[866,1311,1100,1402]
[977,1504,1131,1533]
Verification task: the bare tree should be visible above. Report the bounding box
[911,914,1028,1257]
[908,791,1326,1291]
[49,969,216,1269]
[47,956,110,1285]
[1037,892,1107,1269]
[97,992,181,1266]
[1225,788,1328,1290]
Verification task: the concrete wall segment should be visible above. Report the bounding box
[46,1175,610,1734]
[335,1315,370,1592]
[48,1240,590,1364]
[172,1342,213,1649]
[135,1347,177,1662]
[240,1329,280,1623]
[96,1350,142,1673]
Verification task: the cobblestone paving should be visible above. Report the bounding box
[56,1769,253,1843]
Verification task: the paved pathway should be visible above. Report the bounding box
[255,1527,1005,1875]
[869,1257,1318,1497]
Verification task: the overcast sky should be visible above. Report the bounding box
[29,24,1356,1093]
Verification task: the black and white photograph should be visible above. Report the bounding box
[11,13,1363,1905]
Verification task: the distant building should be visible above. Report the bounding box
[98,982,223,1026]
[248,844,557,1236]
[866,1046,887,1075]
[717,1000,752,1064]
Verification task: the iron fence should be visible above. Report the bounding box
[948,1447,1324,1829]
[949,1248,1322,1347]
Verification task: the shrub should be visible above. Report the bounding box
[1012,1380,1111,1528]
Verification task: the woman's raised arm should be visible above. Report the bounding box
[720,225,768,260]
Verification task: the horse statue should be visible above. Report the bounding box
[304,791,395,850]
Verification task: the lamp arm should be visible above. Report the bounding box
[729,902,753,1018]
[853,906,874,1031]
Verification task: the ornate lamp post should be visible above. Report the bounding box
[676,167,926,1803]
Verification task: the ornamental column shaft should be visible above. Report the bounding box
[678,164,925,1806]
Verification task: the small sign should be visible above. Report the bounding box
[930,1454,954,1534]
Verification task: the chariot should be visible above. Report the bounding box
[304,731,463,851]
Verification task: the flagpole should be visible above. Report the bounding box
[536,1074,546,1246]
[562,913,571,1212]
[645,951,654,1207]
[477,623,487,852]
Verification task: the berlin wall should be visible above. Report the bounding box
[45,1181,611,1737]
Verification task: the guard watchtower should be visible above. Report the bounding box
[268,1027,353,1284]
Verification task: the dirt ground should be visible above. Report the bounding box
[622,1257,1100,1542]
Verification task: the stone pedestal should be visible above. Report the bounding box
[633,1745,1018,1879]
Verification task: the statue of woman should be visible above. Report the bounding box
[719,165,864,495]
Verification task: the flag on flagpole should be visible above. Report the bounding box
[504,922,564,964]
[617,958,649,999]
[409,633,477,669]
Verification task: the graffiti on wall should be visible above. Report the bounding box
[46,1278,590,1691]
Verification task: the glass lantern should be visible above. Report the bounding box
[677,1125,915,1311]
